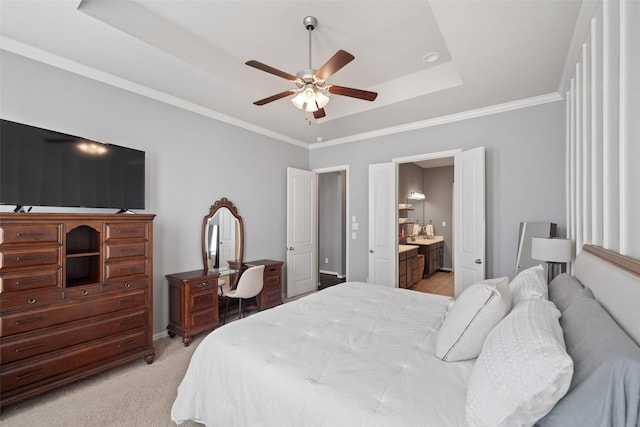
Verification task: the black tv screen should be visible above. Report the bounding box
[0,119,145,210]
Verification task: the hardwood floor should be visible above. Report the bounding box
[410,271,454,297]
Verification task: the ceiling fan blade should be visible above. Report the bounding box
[328,85,378,101]
[253,90,296,106]
[245,60,297,81]
[313,108,326,119]
[316,50,355,81]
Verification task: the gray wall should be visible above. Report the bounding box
[0,51,308,334]
[318,171,345,276]
[309,101,567,282]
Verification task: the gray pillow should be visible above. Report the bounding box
[560,297,640,390]
[536,297,640,426]
[548,274,594,313]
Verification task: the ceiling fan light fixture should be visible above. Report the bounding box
[315,90,330,109]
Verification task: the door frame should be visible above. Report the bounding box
[393,149,462,289]
[313,165,350,281]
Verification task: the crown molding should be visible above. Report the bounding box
[308,92,563,150]
[3,37,563,152]
[0,37,308,149]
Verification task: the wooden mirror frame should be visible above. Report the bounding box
[201,197,244,272]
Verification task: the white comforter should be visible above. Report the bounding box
[171,282,474,426]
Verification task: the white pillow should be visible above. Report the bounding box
[510,264,547,306]
[435,277,511,361]
[465,299,573,427]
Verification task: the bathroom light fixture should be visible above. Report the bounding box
[408,191,425,200]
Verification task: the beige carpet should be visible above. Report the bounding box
[0,335,205,427]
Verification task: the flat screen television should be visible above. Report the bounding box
[0,119,145,211]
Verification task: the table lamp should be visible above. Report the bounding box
[531,237,574,283]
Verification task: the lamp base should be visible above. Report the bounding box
[545,261,566,284]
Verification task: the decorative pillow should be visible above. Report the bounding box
[465,299,573,427]
[435,277,511,361]
[547,273,594,313]
[510,264,547,306]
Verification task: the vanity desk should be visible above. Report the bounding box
[166,198,283,346]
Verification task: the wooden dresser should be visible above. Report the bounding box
[166,260,283,346]
[0,213,155,407]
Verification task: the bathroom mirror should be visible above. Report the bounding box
[201,197,244,273]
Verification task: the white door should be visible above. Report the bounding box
[368,162,397,286]
[286,167,318,297]
[454,146,485,295]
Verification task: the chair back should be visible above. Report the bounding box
[233,265,265,299]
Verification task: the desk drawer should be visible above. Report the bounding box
[190,290,216,311]
[190,310,217,330]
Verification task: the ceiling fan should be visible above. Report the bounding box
[246,16,378,121]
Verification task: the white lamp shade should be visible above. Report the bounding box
[531,238,573,263]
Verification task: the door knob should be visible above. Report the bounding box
[475,259,482,264]
[369,249,374,253]
[288,247,294,251]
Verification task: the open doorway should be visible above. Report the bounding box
[315,166,349,290]
[398,156,454,297]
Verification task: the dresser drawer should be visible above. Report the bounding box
[0,224,62,244]
[1,290,146,336]
[0,291,64,311]
[0,330,146,393]
[101,277,148,294]
[105,223,147,241]
[0,247,61,270]
[0,269,62,293]
[1,310,146,364]
[105,260,146,280]
[65,283,102,299]
[104,242,146,261]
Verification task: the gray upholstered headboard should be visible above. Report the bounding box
[574,245,640,346]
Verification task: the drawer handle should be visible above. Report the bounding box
[16,277,46,286]
[16,255,46,261]
[15,342,45,353]
[17,369,45,382]
[81,289,89,296]
[196,282,208,288]
[119,339,138,348]
[124,282,132,288]
[27,297,37,304]
[16,316,44,325]
[268,268,277,272]
[16,232,44,237]
[118,229,137,234]
[118,297,136,305]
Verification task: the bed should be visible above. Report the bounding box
[171,245,640,427]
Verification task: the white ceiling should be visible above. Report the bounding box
[0,0,583,147]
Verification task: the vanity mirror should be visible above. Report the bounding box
[201,198,244,274]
